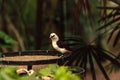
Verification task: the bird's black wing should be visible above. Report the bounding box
[57,40,72,51]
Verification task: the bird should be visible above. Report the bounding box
[49,33,72,54]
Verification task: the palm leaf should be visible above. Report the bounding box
[110,0,120,5]
[74,51,83,66]
[113,30,120,46]
[0,31,17,47]
[92,49,110,80]
[97,6,120,47]
[65,51,80,66]
[79,49,87,67]
[98,9,118,22]
[96,47,120,67]
[82,50,88,77]
[88,50,96,80]
[62,36,120,80]
[107,24,119,43]
[106,53,120,73]
[97,16,120,31]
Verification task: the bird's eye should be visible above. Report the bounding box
[52,35,55,37]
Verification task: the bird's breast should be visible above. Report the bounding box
[52,42,58,48]
[52,42,70,53]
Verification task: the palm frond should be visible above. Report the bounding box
[92,48,110,80]
[113,30,120,46]
[62,36,120,80]
[106,53,120,73]
[97,6,120,47]
[88,50,96,80]
[97,16,120,31]
[95,47,120,67]
[110,0,120,5]
[107,24,119,43]
[98,8,118,22]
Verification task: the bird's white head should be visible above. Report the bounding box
[49,33,59,41]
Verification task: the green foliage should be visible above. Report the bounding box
[0,67,18,80]
[38,64,59,76]
[0,64,82,80]
[38,64,82,80]
[0,0,2,5]
[0,67,38,80]
[53,66,81,80]
[0,31,17,47]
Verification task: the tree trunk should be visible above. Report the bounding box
[57,0,65,40]
[1,0,8,33]
[35,0,44,49]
